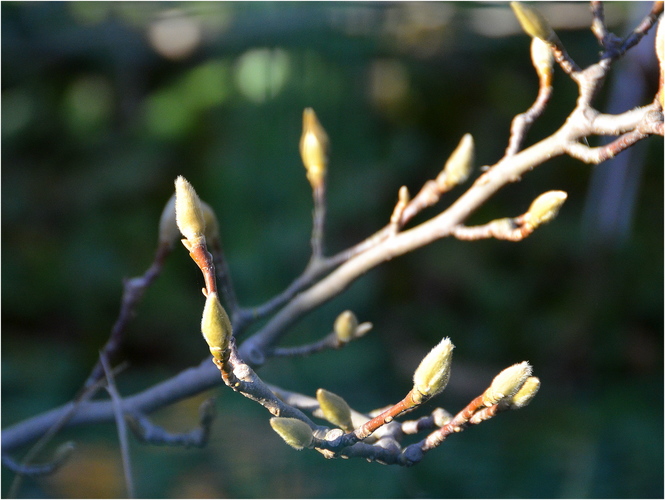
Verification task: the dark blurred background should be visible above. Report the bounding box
[2,2,663,498]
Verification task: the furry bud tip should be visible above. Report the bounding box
[412,337,454,403]
[483,361,532,406]
[175,176,206,243]
[511,2,557,43]
[509,376,540,409]
[270,417,314,450]
[317,388,353,432]
[525,190,567,229]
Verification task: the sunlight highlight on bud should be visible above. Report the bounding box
[299,108,329,189]
[412,337,454,403]
[175,176,206,242]
[483,361,532,406]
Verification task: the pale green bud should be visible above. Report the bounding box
[334,310,358,343]
[158,194,179,248]
[509,376,540,409]
[530,37,554,83]
[439,134,474,189]
[269,417,313,450]
[299,108,329,189]
[525,190,567,229]
[412,337,454,403]
[511,2,557,43]
[483,361,532,406]
[175,175,206,243]
[200,200,220,245]
[201,292,232,360]
[316,388,353,432]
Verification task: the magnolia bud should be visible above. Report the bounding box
[201,292,232,360]
[334,310,358,343]
[269,417,314,450]
[316,388,353,432]
[158,194,179,248]
[438,134,474,189]
[200,201,220,245]
[175,176,206,243]
[511,2,557,43]
[509,376,540,409]
[412,337,454,403]
[530,37,554,84]
[299,108,329,189]
[525,190,567,229]
[482,361,532,407]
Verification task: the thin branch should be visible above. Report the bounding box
[310,184,327,261]
[505,67,553,156]
[590,1,609,46]
[451,217,531,242]
[2,443,74,477]
[101,354,135,499]
[564,127,658,163]
[84,244,171,389]
[6,363,127,498]
[266,331,344,358]
[619,1,664,55]
[401,408,452,435]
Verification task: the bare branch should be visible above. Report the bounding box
[101,354,135,499]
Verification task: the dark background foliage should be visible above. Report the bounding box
[2,2,663,498]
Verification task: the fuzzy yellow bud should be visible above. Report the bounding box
[201,292,232,360]
[530,37,554,84]
[511,2,557,43]
[439,134,474,189]
[175,176,206,243]
[412,337,454,403]
[158,194,179,248]
[525,190,567,229]
[269,417,314,450]
[482,361,532,407]
[316,388,353,432]
[334,310,358,343]
[299,108,329,189]
[509,376,540,409]
[200,200,220,244]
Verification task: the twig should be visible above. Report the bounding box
[6,363,127,498]
[2,443,74,477]
[310,184,327,262]
[100,354,135,499]
[84,244,171,389]
[266,331,344,358]
[590,1,609,46]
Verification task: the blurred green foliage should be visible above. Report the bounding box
[2,2,663,498]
